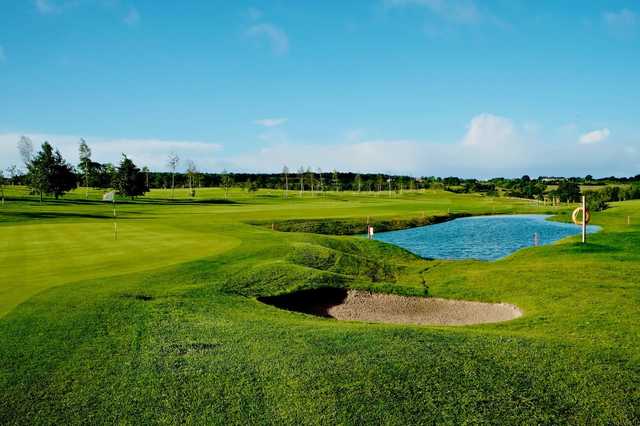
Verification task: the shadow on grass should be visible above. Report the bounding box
[557,242,624,254]
[258,287,348,318]
[137,198,239,205]
[3,196,240,206]
[0,211,149,223]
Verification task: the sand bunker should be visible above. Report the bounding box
[259,288,522,326]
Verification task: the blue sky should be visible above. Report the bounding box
[1,0,639,177]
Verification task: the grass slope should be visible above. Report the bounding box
[1,187,638,424]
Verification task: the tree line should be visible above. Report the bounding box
[2,135,639,203]
[4,137,148,201]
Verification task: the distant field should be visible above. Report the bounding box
[1,186,638,424]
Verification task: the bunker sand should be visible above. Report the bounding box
[260,289,522,326]
[328,291,522,325]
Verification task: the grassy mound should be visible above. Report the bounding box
[1,187,639,424]
[248,212,469,235]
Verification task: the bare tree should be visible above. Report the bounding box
[282,165,289,198]
[167,153,180,199]
[317,168,324,195]
[332,169,340,192]
[298,166,305,197]
[355,174,362,194]
[5,165,18,185]
[186,160,198,197]
[17,136,33,165]
[79,139,92,199]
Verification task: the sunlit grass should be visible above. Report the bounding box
[1,187,638,423]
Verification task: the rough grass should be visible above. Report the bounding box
[1,186,639,424]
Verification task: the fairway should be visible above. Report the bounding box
[1,188,639,424]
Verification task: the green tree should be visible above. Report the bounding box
[282,165,289,198]
[0,169,5,206]
[555,181,581,203]
[114,155,147,200]
[142,166,150,191]
[26,142,76,201]
[306,167,314,195]
[78,138,92,199]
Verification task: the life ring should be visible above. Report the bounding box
[572,207,590,225]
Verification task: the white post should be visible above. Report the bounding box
[581,195,586,244]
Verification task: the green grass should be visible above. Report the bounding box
[1,186,638,424]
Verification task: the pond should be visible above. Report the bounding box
[375,214,600,261]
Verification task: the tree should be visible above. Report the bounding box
[220,170,234,199]
[282,165,289,198]
[5,165,18,185]
[26,142,76,201]
[17,136,33,165]
[142,166,150,191]
[114,154,147,200]
[244,178,258,193]
[355,174,362,193]
[555,181,581,203]
[78,138,92,199]
[186,160,198,197]
[167,153,180,199]
[332,169,340,192]
[317,168,324,194]
[99,163,117,188]
[306,167,314,196]
[298,166,305,196]
[0,169,5,206]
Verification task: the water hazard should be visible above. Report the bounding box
[375,214,600,261]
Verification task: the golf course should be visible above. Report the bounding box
[1,187,638,424]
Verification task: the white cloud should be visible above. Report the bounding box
[604,9,637,27]
[35,0,57,14]
[227,114,638,178]
[385,0,481,24]
[2,117,637,178]
[579,128,610,145]
[254,118,288,127]
[462,113,516,146]
[603,9,638,37]
[0,132,223,172]
[246,23,289,55]
[123,7,140,26]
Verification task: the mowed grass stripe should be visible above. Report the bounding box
[0,218,240,316]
